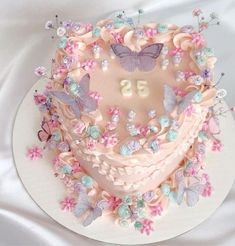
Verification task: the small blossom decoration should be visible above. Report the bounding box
[140,219,154,235]
[60,197,76,211]
[211,139,223,152]
[26,146,43,160]
[34,66,47,77]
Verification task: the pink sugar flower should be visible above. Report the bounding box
[34,66,47,77]
[101,132,118,148]
[140,219,154,235]
[199,22,209,31]
[173,87,187,97]
[86,138,97,150]
[184,70,196,79]
[192,8,202,17]
[60,197,76,211]
[169,48,184,57]
[202,121,209,131]
[89,91,103,103]
[108,106,122,116]
[33,93,47,105]
[184,104,195,117]
[65,41,78,55]
[211,140,223,152]
[26,146,43,160]
[112,32,124,44]
[84,23,93,32]
[62,176,74,188]
[149,203,163,216]
[201,173,210,185]
[81,59,97,71]
[135,124,149,137]
[201,182,213,197]
[191,32,205,48]
[108,196,122,211]
[144,27,157,38]
[105,121,117,131]
[72,160,82,173]
[73,121,86,135]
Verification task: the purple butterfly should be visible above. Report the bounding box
[74,185,108,226]
[50,73,97,118]
[175,169,203,207]
[111,43,163,72]
[163,84,197,114]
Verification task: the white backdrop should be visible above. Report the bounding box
[0,0,235,245]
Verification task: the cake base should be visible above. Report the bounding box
[12,79,235,245]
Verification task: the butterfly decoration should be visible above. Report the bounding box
[175,169,203,207]
[208,115,220,135]
[163,84,197,114]
[74,185,109,226]
[50,74,97,119]
[111,43,163,72]
[38,120,52,142]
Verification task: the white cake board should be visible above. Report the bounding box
[12,79,235,245]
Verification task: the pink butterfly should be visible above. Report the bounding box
[208,116,220,135]
[38,120,52,142]
[111,43,163,72]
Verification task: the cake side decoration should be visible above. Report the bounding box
[28,8,235,235]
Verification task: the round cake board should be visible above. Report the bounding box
[12,79,235,245]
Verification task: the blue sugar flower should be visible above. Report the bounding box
[159,115,170,128]
[157,24,168,33]
[87,125,100,139]
[58,36,67,49]
[166,129,178,142]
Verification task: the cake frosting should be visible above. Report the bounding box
[30,9,229,235]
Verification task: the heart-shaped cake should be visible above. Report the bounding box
[32,10,225,234]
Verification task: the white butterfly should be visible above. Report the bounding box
[74,185,109,226]
[175,169,204,207]
[163,84,197,114]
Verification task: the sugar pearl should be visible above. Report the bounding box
[148,109,156,119]
[127,110,136,121]
[161,46,169,57]
[161,59,169,70]
[92,44,101,59]
[176,71,185,82]
[101,59,109,71]
[173,54,182,66]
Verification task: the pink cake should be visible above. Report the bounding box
[30,9,229,234]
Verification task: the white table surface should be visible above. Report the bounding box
[0,0,235,245]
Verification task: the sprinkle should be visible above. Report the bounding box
[140,219,154,235]
[108,106,122,116]
[127,110,136,121]
[87,125,100,139]
[34,66,47,77]
[188,75,204,85]
[180,25,194,33]
[157,23,168,33]
[60,197,76,212]
[211,140,223,152]
[149,203,163,216]
[216,89,227,99]
[159,115,170,128]
[45,20,53,29]
[161,183,170,196]
[193,91,203,103]
[81,175,93,188]
[108,196,122,210]
[56,27,66,37]
[166,129,178,142]
[149,139,160,153]
[148,109,156,119]
[101,59,109,71]
[117,204,131,219]
[192,8,203,17]
[101,132,118,148]
[26,146,43,160]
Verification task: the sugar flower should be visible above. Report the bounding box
[60,197,76,211]
[26,146,43,160]
[34,66,47,77]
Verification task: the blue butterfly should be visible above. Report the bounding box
[50,73,97,118]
